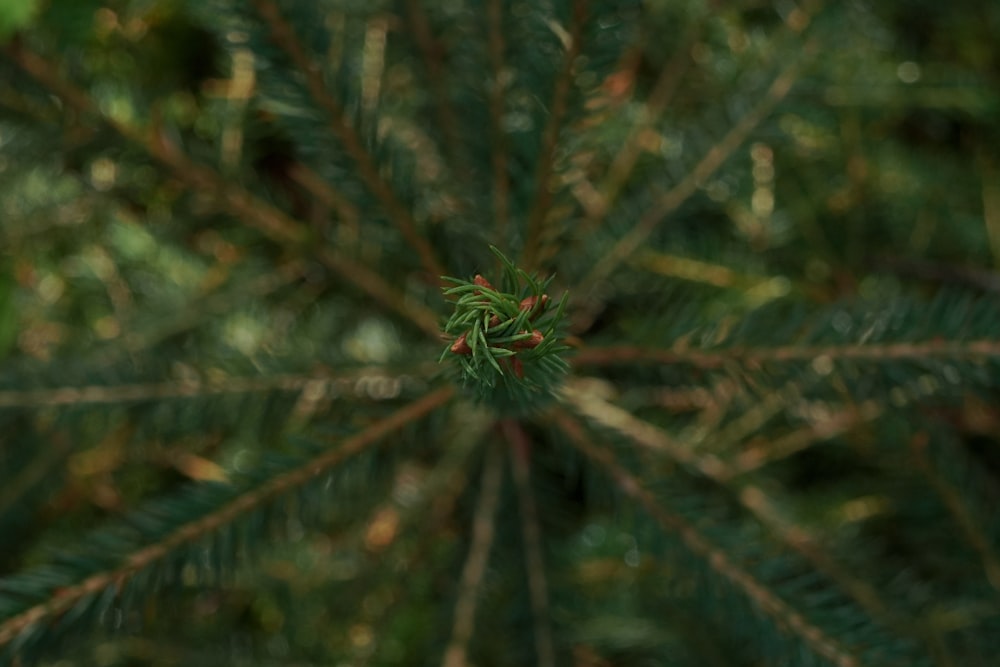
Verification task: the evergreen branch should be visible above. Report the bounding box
[4,41,442,339]
[553,410,864,667]
[580,38,818,292]
[287,161,362,234]
[910,432,1000,592]
[0,366,434,409]
[313,247,440,338]
[585,16,701,226]
[251,0,446,279]
[355,405,492,666]
[872,256,1000,295]
[572,339,1000,369]
[561,379,944,662]
[738,488,957,667]
[402,0,465,172]
[523,0,586,270]
[633,251,797,305]
[560,379,730,481]
[501,420,555,667]
[587,0,823,231]
[110,260,307,360]
[0,386,454,652]
[683,375,817,459]
[486,0,510,240]
[0,432,73,519]
[441,441,504,667]
[3,41,299,243]
[731,401,883,476]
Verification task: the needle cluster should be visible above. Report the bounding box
[439,247,569,410]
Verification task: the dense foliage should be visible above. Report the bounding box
[2,0,1000,665]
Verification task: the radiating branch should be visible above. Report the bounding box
[0,431,74,519]
[580,39,817,293]
[585,15,702,228]
[572,339,1000,369]
[561,381,950,664]
[4,41,442,339]
[553,410,863,667]
[560,378,731,480]
[287,161,362,234]
[0,366,435,409]
[501,420,555,667]
[441,441,504,667]
[523,0,587,270]
[110,260,307,359]
[731,401,883,476]
[911,433,1000,593]
[252,0,447,279]
[354,404,493,666]
[736,485,955,667]
[486,0,511,241]
[0,386,455,650]
[403,0,465,174]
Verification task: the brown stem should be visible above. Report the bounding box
[571,339,1000,369]
[579,39,817,295]
[441,441,505,667]
[553,410,862,667]
[253,0,447,280]
[523,0,587,270]
[4,41,442,339]
[501,420,556,667]
[486,0,511,242]
[0,386,455,649]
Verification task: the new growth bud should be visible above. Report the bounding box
[439,246,568,410]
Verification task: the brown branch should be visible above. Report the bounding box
[523,0,587,271]
[553,410,863,667]
[585,16,701,228]
[695,378,812,458]
[911,432,1000,593]
[501,420,555,667]
[580,39,817,293]
[486,0,511,241]
[0,432,74,518]
[5,40,442,339]
[3,43,303,244]
[560,379,731,481]
[441,441,505,667]
[252,0,447,279]
[561,380,949,663]
[113,260,306,358]
[315,247,440,337]
[735,485,954,667]
[288,161,362,233]
[571,339,1000,369]
[731,401,883,476]
[354,407,494,667]
[0,386,455,649]
[0,365,435,409]
[403,0,465,172]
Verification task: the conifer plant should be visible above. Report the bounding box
[2,0,1000,665]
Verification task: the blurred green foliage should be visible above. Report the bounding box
[0,0,39,39]
[1,0,1000,665]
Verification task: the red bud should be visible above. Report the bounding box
[450,332,472,355]
[512,329,544,350]
[519,294,549,316]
